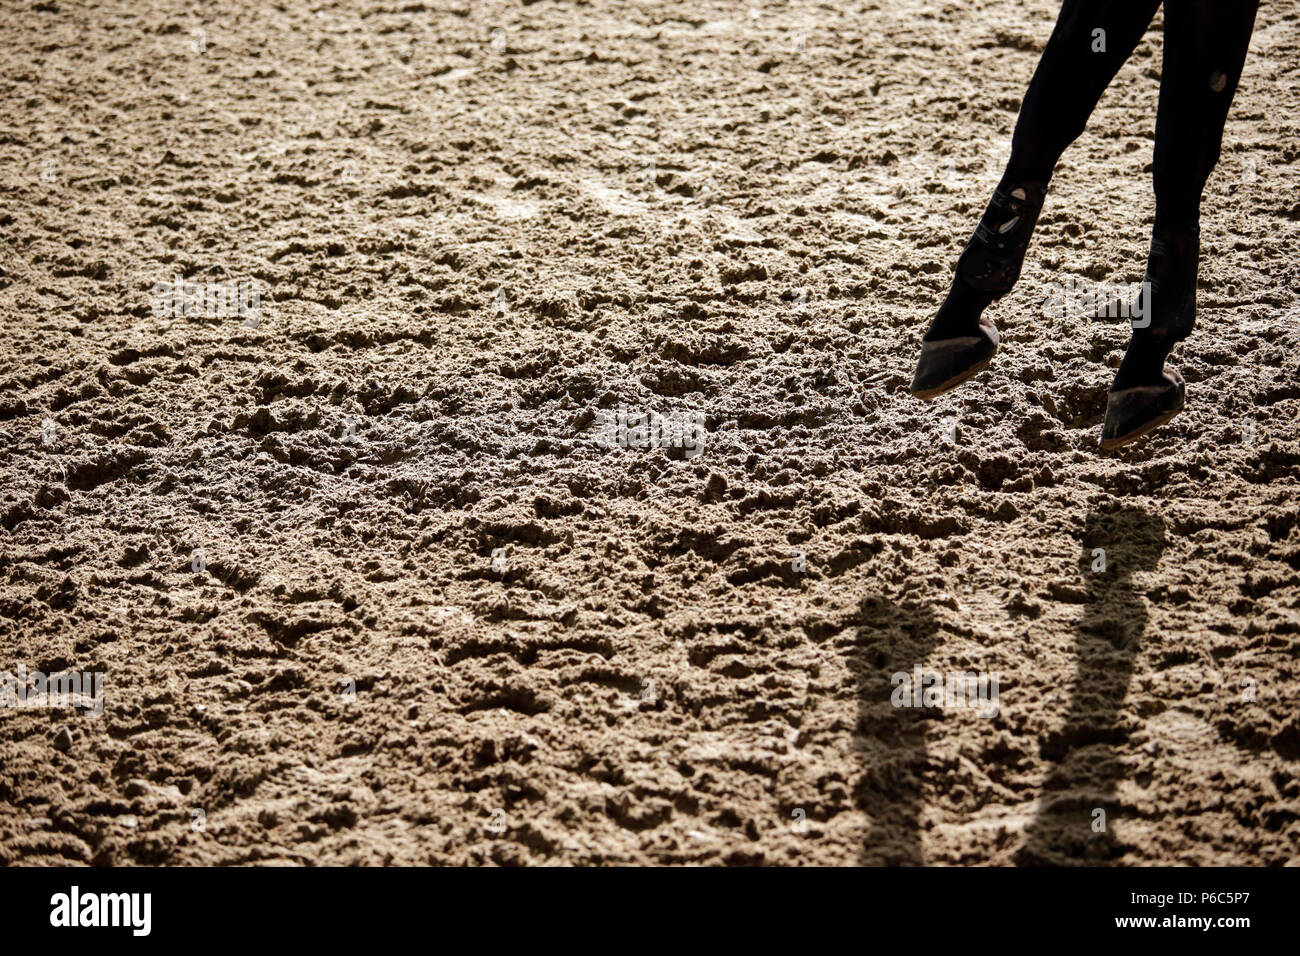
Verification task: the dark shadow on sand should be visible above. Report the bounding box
[1016,504,1167,865]
[851,594,940,865]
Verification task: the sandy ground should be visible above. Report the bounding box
[2,0,1299,866]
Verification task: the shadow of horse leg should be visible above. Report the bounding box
[851,595,941,866]
[1018,504,1167,865]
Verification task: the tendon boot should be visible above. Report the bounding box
[911,181,1047,399]
[1101,224,1198,449]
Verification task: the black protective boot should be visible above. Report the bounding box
[1100,224,1198,449]
[911,181,1047,400]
